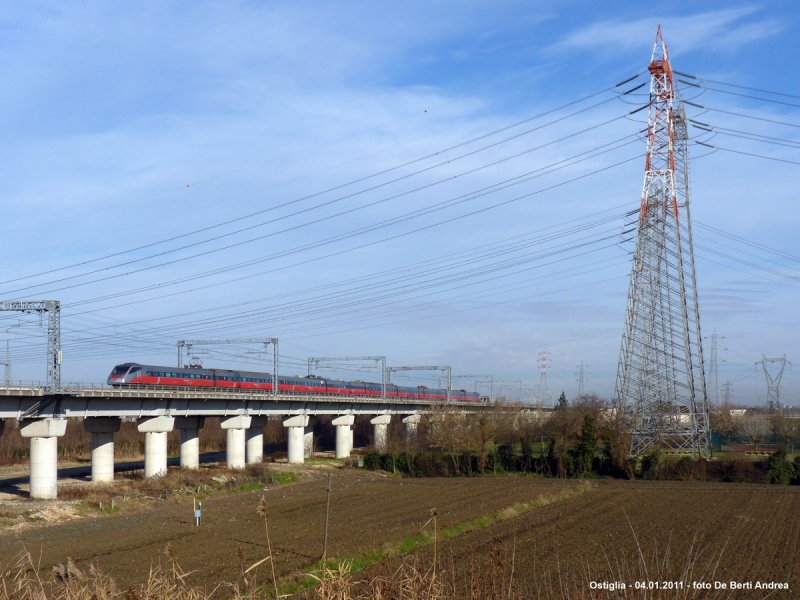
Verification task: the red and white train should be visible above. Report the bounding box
[108,363,482,402]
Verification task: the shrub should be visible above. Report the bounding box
[566,416,595,478]
[412,452,450,477]
[640,449,662,479]
[767,448,794,485]
[673,456,694,480]
[363,451,382,471]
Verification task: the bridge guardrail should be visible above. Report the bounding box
[0,382,483,407]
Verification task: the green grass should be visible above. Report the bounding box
[278,551,384,596]
[303,457,342,466]
[270,471,300,485]
[232,482,263,493]
[76,502,119,515]
[0,518,15,528]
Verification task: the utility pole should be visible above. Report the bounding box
[177,338,279,396]
[575,362,588,397]
[613,26,710,459]
[0,301,61,393]
[757,355,790,412]
[307,356,386,400]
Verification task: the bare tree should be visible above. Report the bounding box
[425,404,469,474]
[599,403,634,478]
[468,402,507,473]
[383,421,405,474]
[710,403,738,445]
[740,415,770,452]
[770,413,799,453]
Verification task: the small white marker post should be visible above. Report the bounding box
[194,497,202,526]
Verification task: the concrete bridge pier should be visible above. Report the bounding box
[221,415,251,470]
[371,414,392,453]
[283,415,309,464]
[246,416,268,464]
[20,418,67,499]
[402,414,421,443]
[304,417,317,458]
[175,417,205,469]
[137,416,175,478]
[332,415,354,458]
[84,417,121,482]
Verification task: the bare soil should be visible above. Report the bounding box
[1,471,798,599]
[0,466,577,591]
[396,479,800,599]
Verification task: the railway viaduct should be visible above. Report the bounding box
[0,385,485,499]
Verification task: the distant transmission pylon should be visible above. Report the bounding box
[538,349,551,404]
[614,26,710,459]
[575,362,588,397]
[757,354,790,412]
[722,379,733,404]
[709,329,718,408]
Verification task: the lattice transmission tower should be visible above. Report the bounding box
[614,26,710,459]
[709,329,718,408]
[575,362,588,397]
[537,349,551,404]
[757,355,790,412]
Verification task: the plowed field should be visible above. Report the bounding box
[400,480,800,599]
[0,468,579,589]
[1,472,798,598]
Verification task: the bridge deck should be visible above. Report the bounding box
[0,385,483,419]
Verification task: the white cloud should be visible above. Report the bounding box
[553,7,783,58]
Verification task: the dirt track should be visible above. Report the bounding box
[0,468,577,590]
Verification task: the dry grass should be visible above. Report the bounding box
[53,462,278,510]
[0,540,756,600]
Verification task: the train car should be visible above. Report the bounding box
[108,363,482,402]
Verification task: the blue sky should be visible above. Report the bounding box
[1,1,798,405]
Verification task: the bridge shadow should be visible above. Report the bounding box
[0,450,228,498]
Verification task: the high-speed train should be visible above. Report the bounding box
[108,363,482,402]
